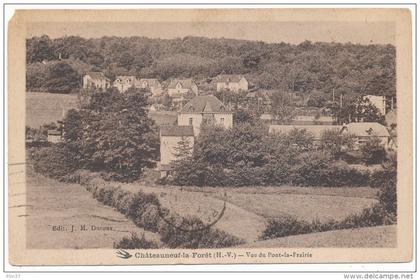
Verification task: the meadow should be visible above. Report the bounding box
[25,168,161,249]
[26,92,79,128]
[26,91,177,128]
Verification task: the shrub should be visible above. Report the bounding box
[261,216,315,240]
[320,129,355,159]
[31,143,79,181]
[114,233,159,249]
[75,170,246,248]
[158,214,243,248]
[361,137,386,165]
[338,204,396,229]
[291,153,370,187]
[377,171,397,216]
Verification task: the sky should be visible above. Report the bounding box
[27,21,395,45]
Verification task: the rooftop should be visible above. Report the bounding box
[86,72,109,81]
[342,122,390,137]
[180,95,229,113]
[47,129,62,136]
[168,78,195,89]
[269,124,341,139]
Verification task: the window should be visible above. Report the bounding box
[189,118,193,126]
[220,118,225,123]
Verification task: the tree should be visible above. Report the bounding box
[172,136,193,160]
[45,62,80,93]
[233,109,256,125]
[270,91,297,124]
[320,129,355,159]
[360,137,386,165]
[335,96,385,124]
[26,35,54,63]
[60,87,160,181]
[285,128,314,152]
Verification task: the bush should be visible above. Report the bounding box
[76,170,244,248]
[361,137,387,165]
[31,143,79,181]
[290,152,370,187]
[261,216,314,240]
[338,204,396,229]
[158,214,243,248]
[376,171,397,216]
[114,233,159,249]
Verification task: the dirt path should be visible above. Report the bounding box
[22,172,161,249]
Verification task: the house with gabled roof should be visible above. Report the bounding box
[135,78,163,96]
[113,75,136,93]
[82,72,110,90]
[178,95,233,136]
[167,79,199,102]
[340,122,393,149]
[216,74,248,93]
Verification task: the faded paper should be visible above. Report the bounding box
[8,8,413,265]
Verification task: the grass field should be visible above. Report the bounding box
[243,225,396,248]
[122,183,378,242]
[26,91,178,128]
[23,169,161,249]
[21,169,390,248]
[26,92,79,128]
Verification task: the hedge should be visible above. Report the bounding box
[73,170,244,248]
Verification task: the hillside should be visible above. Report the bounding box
[26,35,395,106]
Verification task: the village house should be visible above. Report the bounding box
[113,75,136,93]
[47,130,62,143]
[82,72,110,90]
[167,79,199,103]
[216,74,249,93]
[178,95,233,136]
[340,122,393,150]
[135,78,163,96]
[159,125,194,178]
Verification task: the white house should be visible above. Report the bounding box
[113,76,136,93]
[47,130,62,143]
[340,122,392,149]
[82,72,110,90]
[365,95,387,115]
[167,79,199,102]
[159,125,194,178]
[135,78,163,96]
[178,95,233,136]
[216,74,249,93]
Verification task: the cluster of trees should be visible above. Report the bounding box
[167,121,388,187]
[31,87,159,182]
[27,61,81,93]
[27,35,396,107]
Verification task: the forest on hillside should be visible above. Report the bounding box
[26,35,396,106]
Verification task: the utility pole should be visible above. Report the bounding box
[340,93,343,108]
[332,88,335,102]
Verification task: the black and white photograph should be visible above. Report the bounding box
[6,7,414,267]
